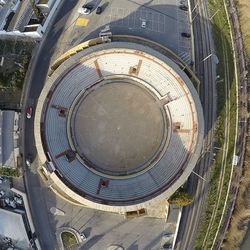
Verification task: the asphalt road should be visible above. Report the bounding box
[21,1,79,249]
[20,1,194,249]
[175,0,217,249]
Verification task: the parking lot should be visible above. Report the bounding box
[55,0,192,65]
[0,177,24,209]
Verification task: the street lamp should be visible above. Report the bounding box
[192,170,206,182]
[209,9,220,20]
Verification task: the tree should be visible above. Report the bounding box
[168,188,193,206]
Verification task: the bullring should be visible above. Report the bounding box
[34,41,204,213]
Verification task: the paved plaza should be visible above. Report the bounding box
[43,185,165,250]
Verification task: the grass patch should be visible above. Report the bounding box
[61,231,78,249]
[195,0,237,249]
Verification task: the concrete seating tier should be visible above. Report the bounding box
[39,43,203,206]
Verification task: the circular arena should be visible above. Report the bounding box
[35,41,204,212]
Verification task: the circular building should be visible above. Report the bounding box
[35,41,204,213]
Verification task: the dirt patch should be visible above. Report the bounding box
[222,159,250,249]
[236,0,250,56]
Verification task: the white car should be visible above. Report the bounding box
[162,233,174,241]
[80,233,87,241]
[26,159,31,167]
[9,199,17,208]
[5,198,16,208]
[14,196,23,205]
[78,5,92,15]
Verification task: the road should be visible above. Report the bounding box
[175,0,217,249]
[21,1,79,249]
[20,1,195,249]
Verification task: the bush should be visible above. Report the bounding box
[168,188,193,206]
[0,167,19,177]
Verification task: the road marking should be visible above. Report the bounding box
[76,18,89,27]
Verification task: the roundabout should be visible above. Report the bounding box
[35,41,204,212]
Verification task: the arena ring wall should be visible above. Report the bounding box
[34,42,204,213]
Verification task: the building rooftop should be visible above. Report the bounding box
[0,208,30,249]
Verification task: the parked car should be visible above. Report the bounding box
[14,196,23,205]
[80,233,87,241]
[181,32,191,38]
[26,106,33,119]
[78,4,93,15]
[0,176,7,184]
[7,198,16,208]
[0,190,5,198]
[162,233,174,241]
[179,5,188,11]
[163,243,172,250]
[5,198,15,208]
[96,6,102,14]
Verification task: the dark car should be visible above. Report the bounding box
[181,32,191,38]
[96,6,102,14]
[179,5,188,11]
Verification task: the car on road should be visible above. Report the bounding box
[0,190,5,198]
[26,106,33,119]
[181,32,191,38]
[141,19,147,28]
[78,4,93,15]
[26,153,32,167]
[80,232,87,241]
[179,5,188,11]
[26,159,31,167]
[96,6,102,14]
